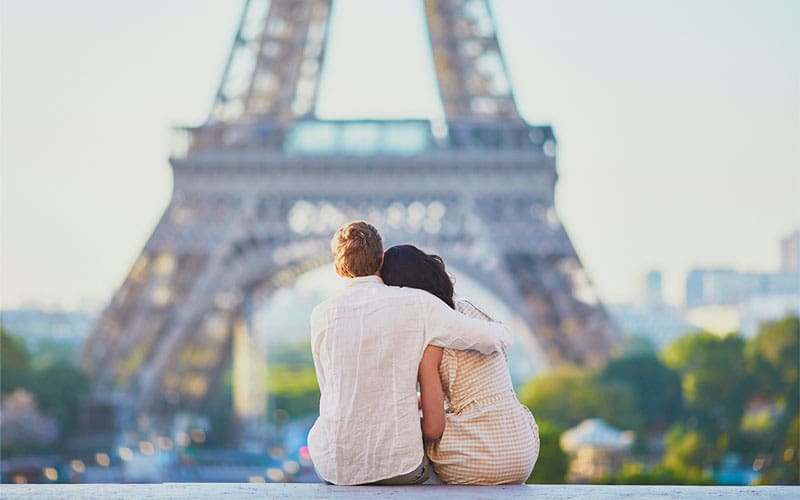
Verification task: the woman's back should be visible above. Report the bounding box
[425,298,539,485]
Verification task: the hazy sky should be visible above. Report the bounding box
[2,0,798,310]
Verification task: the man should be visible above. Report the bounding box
[308,220,512,485]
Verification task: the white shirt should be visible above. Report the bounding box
[307,275,512,485]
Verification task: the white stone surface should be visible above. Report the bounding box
[0,484,797,499]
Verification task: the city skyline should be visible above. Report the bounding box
[2,0,799,310]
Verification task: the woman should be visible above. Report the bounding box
[381,244,539,485]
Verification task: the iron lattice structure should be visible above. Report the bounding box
[81,0,619,415]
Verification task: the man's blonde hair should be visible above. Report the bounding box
[331,221,383,278]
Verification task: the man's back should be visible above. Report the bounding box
[308,275,510,485]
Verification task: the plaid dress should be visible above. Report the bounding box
[425,299,540,485]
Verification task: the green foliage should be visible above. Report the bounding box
[1,327,31,393]
[735,406,780,458]
[1,328,91,452]
[518,365,638,432]
[744,316,799,485]
[28,362,90,439]
[520,315,800,485]
[0,389,59,456]
[268,341,314,366]
[598,462,714,485]
[264,341,320,419]
[652,318,800,483]
[267,364,320,419]
[600,353,683,434]
[662,422,721,472]
[755,416,799,485]
[658,332,754,473]
[661,332,749,436]
[268,365,319,395]
[619,332,658,356]
[206,371,235,446]
[739,406,776,435]
[746,316,799,410]
[526,419,569,484]
[28,337,82,367]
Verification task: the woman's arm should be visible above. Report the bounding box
[418,344,445,441]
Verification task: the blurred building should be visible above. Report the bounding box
[684,305,742,336]
[737,294,800,337]
[0,308,94,353]
[781,229,800,273]
[644,270,663,308]
[607,269,694,347]
[560,418,634,483]
[685,268,798,308]
[686,268,734,307]
[684,232,800,336]
[607,302,694,348]
[684,268,799,336]
[610,243,800,343]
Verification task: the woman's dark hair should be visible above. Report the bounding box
[381,244,455,309]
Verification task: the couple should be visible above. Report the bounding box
[307,221,539,485]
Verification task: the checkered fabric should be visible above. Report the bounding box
[425,298,540,485]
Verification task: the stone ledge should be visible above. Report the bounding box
[0,483,797,499]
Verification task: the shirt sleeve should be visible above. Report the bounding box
[421,293,512,354]
[455,297,494,321]
[309,304,327,389]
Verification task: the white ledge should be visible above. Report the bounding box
[1,483,797,499]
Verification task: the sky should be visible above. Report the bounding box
[1,0,798,311]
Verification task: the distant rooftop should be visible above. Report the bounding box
[560,418,635,452]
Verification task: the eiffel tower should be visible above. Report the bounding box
[81,0,619,417]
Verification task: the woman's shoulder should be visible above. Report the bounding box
[454,297,493,321]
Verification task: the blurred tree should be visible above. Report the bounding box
[746,316,799,412]
[754,415,799,485]
[1,327,31,393]
[267,341,314,366]
[1,329,92,453]
[662,422,721,472]
[526,419,569,484]
[1,389,59,455]
[267,365,320,419]
[600,353,683,435]
[661,332,749,440]
[735,406,780,463]
[619,332,658,356]
[28,362,90,440]
[29,337,82,367]
[746,316,799,485]
[264,341,320,419]
[206,370,235,446]
[598,462,713,485]
[518,365,638,431]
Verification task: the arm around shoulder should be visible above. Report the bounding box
[422,293,512,354]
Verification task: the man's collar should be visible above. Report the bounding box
[346,275,384,287]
